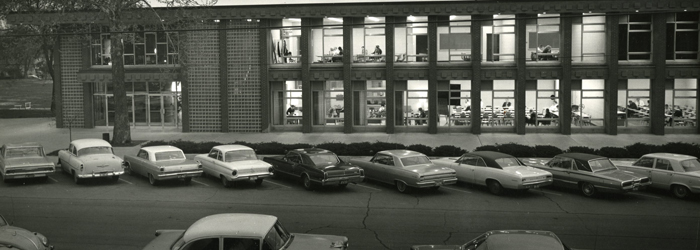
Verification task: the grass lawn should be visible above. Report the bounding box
[0,78,53,110]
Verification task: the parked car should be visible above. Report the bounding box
[124,145,203,185]
[348,149,457,193]
[0,214,53,250]
[263,148,364,190]
[142,213,349,250]
[432,151,553,195]
[411,230,574,250]
[58,138,124,184]
[531,153,651,197]
[615,153,700,198]
[194,145,273,187]
[0,143,55,183]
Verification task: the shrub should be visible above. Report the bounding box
[370,142,406,153]
[566,146,596,154]
[169,140,201,153]
[142,140,169,147]
[497,143,535,157]
[255,142,286,155]
[407,144,433,156]
[534,145,563,157]
[316,142,349,155]
[624,143,663,158]
[346,142,373,156]
[595,147,630,158]
[474,145,498,152]
[433,145,467,157]
[283,143,315,151]
[662,142,700,158]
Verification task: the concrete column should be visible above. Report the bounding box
[300,18,314,133]
[559,14,575,135]
[259,19,274,133]
[82,82,93,128]
[650,13,668,135]
[385,16,397,134]
[54,36,64,128]
[428,15,438,134]
[343,17,355,133]
[218,20,229,133]
[604,14,619,135]
[515,14,529,135]
[470,15,485,134]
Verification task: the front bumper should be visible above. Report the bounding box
[318,175,364,186]
[229,173,272,182]
[415,177,458,188]
[156,170,203,180]
[78,170,124,178]
[621,180,652,192]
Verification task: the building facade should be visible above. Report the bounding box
[8,0,700,135]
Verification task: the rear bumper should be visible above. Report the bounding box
[515,179,554,189]
[156,170,203,180]
[415,177,458,188]
[78,170,124,178]
[230,173,272,182]
[3,169,54,179]
[319,175,364,186]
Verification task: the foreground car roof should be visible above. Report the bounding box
[142,145,182,153]
[379,150,425,157]
[213,145,255,152]
[481,230,565,250]
[469,151,514,160]
[3,142,43,149]
[643,153,696,161]
[289,148,335,155]
[557,153,606,161]
[71,139,112,150]
[183,213,276,242]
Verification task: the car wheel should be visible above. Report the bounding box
[486,180,503,195]
[221,176,231,188]
[111,175,120,182]
[580,182,597,197]
[302,174,314,191]
[148,174,158,186]
[254,178,264,186]
[338,183,348,189]
[183,177,192,185]
[672,185,690,199]
[395,181,409,193]
[73,171,82,185]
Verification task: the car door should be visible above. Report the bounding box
[133,150,149,176]
[382,156,404,184]
[367,154,393,183]
[546,157,576,188]
[454,156,478,183]
[223,237,260,250]
[201,149,219,176]
[626,157,654,178]
[67,144,80,172]
[651,158,674,188]
[283,152,302,176]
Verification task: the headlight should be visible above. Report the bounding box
[34,232,49,246]
[621,181,632,187]
[268,167,273,173]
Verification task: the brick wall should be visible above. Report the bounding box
[185,22,221,132]
[227,20,262,132]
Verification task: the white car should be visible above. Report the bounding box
[57,138,124,184]
[194,145,273,187]
[123,146,203,185]
[0,214,53,250]
[432,151,553,195]
[615,153,700,198]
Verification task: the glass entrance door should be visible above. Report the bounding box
[149,95,163,127]
[134,95,147,126]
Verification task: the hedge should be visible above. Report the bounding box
[140,140,700,158]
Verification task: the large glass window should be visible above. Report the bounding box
[354,81,386,126]
[619,14,652,61]
[482,80,515,127]
[271,18,301,64]
[572,80,605,127]
[526,80,559,127]
[273,81,303,125]
[311,17,344,64]
[527,14,560,62]
[313,81,344,126]
[438,16,472,62]
[92,81,180,127]
[395,16,429,63]
[396,80,428,126]
[353,16,386,63]
[572,13,606,62]
[666,12,699,60]
[90,25,178,66]
[618,79,650,127]
[438,80,471,127]
[482,14,516,62]
[665,79,697,128]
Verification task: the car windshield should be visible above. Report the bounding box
[308,154,340,166]
[465,233,565,250]
[154,151,186,161]
[264,221,292,249]
[0,216,7,226]
[400,156,432,167]
[495,158,523,168]
[170,232,186,250]
[4,147,44,158]
[225,150,258,162]
[680,159,700,172]
[588,159,618,172]
[78,146,113,156]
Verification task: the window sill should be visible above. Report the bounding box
[270,63,301,69]
[618,61,653,66]
[665,60,700,65]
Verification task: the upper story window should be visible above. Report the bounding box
[90,25,179,66]
[666,12,699,61]
[572,13,606,62]
[353,16,386,63]
[438,15,471,62]
[395,16,429,63]
[311,17,344,64]
[527,14,560,62]
[619,14,652,61]
[271,18,302,64]
[482,14,515,62]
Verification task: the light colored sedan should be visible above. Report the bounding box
[615,153,700,198]
[432,151,553,195]
[0,143,55,183]
[123,146,203,185]
[58,138,124,184]
[194,145,273,187]
[0,214,53,250]
[412,230,574,250]
[348,149,457,193]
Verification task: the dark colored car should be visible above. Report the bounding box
[263,148,364,190]
[531,153,651,197]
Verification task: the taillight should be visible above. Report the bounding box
[232,170,238,176]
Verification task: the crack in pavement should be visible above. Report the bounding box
[442,231,454,245]
[362,193,391,250]
[304,224,332,234]
[539,192,596,234]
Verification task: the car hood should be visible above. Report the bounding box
[0,226,44,250]
[504,166,551,177]
[286,233,348,250]
[141,230,184,250]
[596,169,642,181]
[405,164,455,175]
[411,245,462,250]
[3,157,53,168]
[154,159,199,167]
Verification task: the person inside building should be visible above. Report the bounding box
[371,45,382,61]
[333,47,343,62]
[526,109,537,126]
[541,108,553,125]
[417,107,426,125]
[627,100,638,117]
[502,99,512,109]
[286,105,295,116]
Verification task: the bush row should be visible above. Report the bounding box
[140,140,700,158]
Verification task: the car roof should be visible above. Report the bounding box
[141,145,183,153]
[468,151,514,160]
[378,150,425,157]
[213,145,254,152]
[643,153,696,161]
[71,139,112,150]
[289,148,334,155]
[3,142,43,149]
[556,153,606,161]
[183,213,276,242]
[482,230,564,250]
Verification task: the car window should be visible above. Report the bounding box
[308,153,340,166]
[286,153,302,164]
[225,150,257,162]
[180,237,219,250]
[458,157,479,165]
[372,154,395,166]
[4,147,43,158]
[217,151,223,161]
[263,223,289,250]
[208,150,218,159]
[0,215,7,226]
[588,159,617,172]
[401,156,431,167]
[69,144,76,155]
[495,158,521,168]
[223,238,259,250]
[154,151,186,161]
[77,146,113,156]
[680,159,700,172]
[633,157,655,168]
[137,150,149,160]
[655,159,672,171]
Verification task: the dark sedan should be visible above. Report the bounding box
[263,148,364,190]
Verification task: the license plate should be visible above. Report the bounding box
[25,174,35,178]
[339,180,348,185]
[250,176,258,180]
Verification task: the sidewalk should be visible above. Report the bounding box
[1,118,699,154]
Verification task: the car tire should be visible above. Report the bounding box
[221,176,231,188]
[111,175,120,182]
[302,174,314,191]
[183,177,192,185]
[73,171,82,185]
[148,174,158,186]
[580,182,597,197]
[486,180,503,195]
[254,178,264,186]
[672,185,690,199]
[395,181,410,193]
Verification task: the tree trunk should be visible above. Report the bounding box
[110,31,131,144]
[43,42,56,113]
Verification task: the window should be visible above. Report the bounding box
[666,12,699,60]
[224,150,257,162]
[263,222,290,250]
[137,150,148,159]
[354,16,386,63]
[633,157,655,168]
[272,81,303,125]
[208,150,218,159]
[400,156,432,166]
[223,238,259,250]
[526,79,559,127]
[495,158,521,168]
[527,14,561,62]
[395,15,429,62]
[559,158,574,169]
[271,18,301,64]
[396,80,428,126]
[655,159,673,171]
[483,14,516,62]
[680,159,700,172]
[354,80,386,126]
[372,154,394,166]
[154,151,186,161]
[311,17,344,64]
[438,15,471,62]
[619,14,652,61]
[572,79,605,127]
[483,80,515,127]
[181,238,219,250]
[458,156,479,165]
[313,81,344,126]
[90,25,178,66]
[78,147,113,156]
[665,79,697,128]
[439,80,471,128]
[286,153,302,164]
[618,79,650,127]
[572,13,606,62]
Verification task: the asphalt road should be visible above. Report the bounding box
[1,160,699,250]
